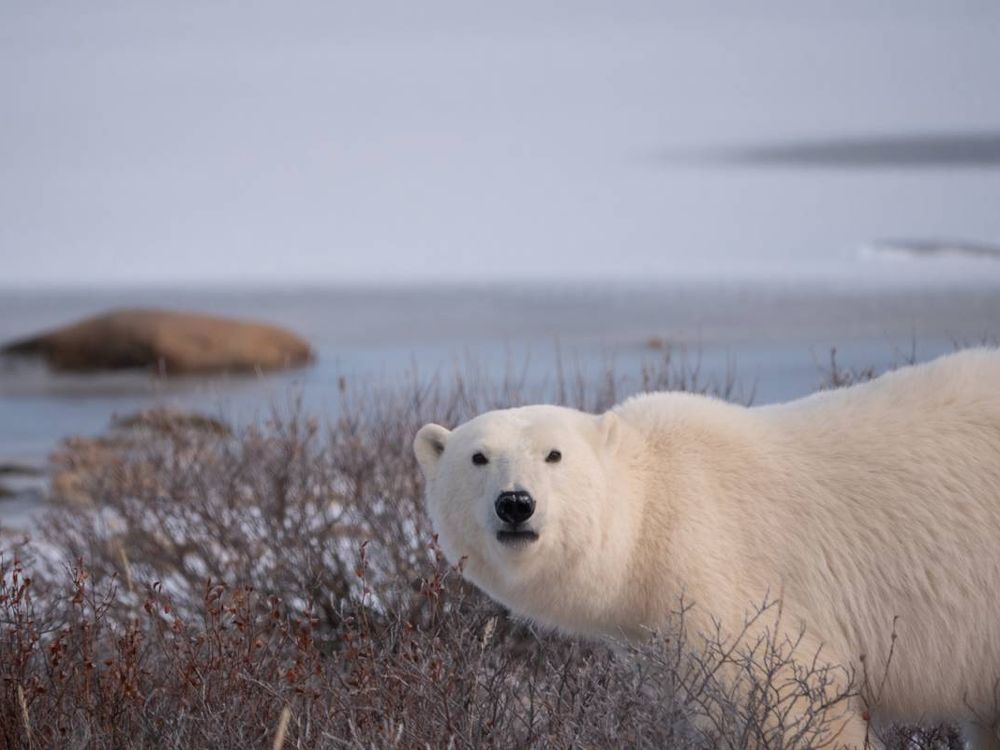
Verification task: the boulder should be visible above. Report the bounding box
[1,309,314,375]
[51,408,232,506]
[111,407,231,436]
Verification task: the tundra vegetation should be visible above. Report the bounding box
[0,350,966,749]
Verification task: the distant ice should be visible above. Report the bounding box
[706,131,1000,169]
[859,238,1000,262]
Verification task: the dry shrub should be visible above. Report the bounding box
[817,344,919,391]
[0,350,963,748]
[1,552,863,749]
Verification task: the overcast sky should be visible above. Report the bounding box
[2,1,1000,287]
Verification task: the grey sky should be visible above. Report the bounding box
[3,1,1000,286]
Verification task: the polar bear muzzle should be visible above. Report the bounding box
[494,490,539,545]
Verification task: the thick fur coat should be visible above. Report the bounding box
[414,349,1000,748]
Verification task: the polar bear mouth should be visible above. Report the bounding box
[496,529,539,546]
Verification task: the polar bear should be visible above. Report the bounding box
[414,348,1000,749]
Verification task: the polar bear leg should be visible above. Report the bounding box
[833,712,878,749]
[962,721,1000,750]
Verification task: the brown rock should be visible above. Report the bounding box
[51,408,232,506]
[2,308,314,374]
[0,463,45,478]
[111,407,231,436]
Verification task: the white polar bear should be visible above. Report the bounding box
[414,348,1000,749]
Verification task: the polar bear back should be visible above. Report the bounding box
[616,348,1000,719]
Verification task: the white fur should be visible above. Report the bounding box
[414,349,1000,748]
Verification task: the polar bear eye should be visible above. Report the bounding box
[546,449,562,463]
[472,452,489,466]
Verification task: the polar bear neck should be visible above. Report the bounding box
[615,393,772,635]
[493,392,773,641]
[513,392,774,641]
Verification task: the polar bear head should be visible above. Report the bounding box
[414,405,633,631]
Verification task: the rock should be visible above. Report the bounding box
[111,408,231,436]
[1,309,314,374]
[0,462,45,478]
[51,407,234,506]
[50,434,127,507]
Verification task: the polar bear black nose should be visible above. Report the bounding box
[495,491,535,525]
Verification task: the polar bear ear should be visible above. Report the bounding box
[414,423,451,474]
[597,411,622,453]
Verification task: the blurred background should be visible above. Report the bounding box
[3,0,1000,522]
